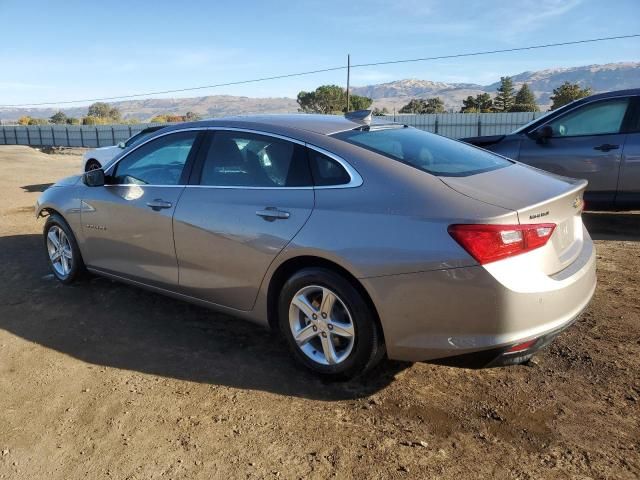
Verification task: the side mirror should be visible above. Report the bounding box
[117,141,126,148]
[83,168,105,187]
[533,125,553,143]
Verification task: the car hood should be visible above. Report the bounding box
[460,134,505,147]
[50,174,82,188]
[93,145,119,152]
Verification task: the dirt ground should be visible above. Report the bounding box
[0,145,638,479]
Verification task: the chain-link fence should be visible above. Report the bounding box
[0,112,546,148]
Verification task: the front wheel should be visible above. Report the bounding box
[279,268,385,380]
[44,214,86,284]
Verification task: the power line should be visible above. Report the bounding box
[2,33,639,108]
[0,66,348,107]
[351,34,640,68]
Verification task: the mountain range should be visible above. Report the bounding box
[1,62,638,121]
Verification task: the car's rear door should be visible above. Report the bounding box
[517,96,632,209]
[173,129,315,311]
[81,129,203,288]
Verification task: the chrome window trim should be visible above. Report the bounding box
[207,126,305,146]
[103,127,204,177]
[103,125,363,190]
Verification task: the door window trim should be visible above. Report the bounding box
[103,128,205,187]
[533,95,637,139]
[186,127,363,190]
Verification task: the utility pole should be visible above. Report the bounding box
[346,54,350,113]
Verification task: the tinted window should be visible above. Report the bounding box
[308,150,351,186]
[199,131,312,187]
[548,98,629,137]
[112,131,197,185]
[125,128,158,147]
[333,127,511,177]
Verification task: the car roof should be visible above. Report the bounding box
[162,113,398,136]
[577,88,640,102]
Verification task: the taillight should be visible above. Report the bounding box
[448,223,556,265]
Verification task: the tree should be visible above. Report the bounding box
[17,116,31,125]
[50,111,68,124]
[86,102,121,122]
[460,93,494,113]
[549,82,592,110]
[82,115,103,125]
[150,114,169,123]
[372,107,389,116]
[150,114,187,123]
[349,95,373,111]
[184,111,201,122]
[494,76,515,112]
[297,85,371,114]
[66,117,80,125]
[510,84,539,112]
[399,97,445,114]
[28,118,48,125]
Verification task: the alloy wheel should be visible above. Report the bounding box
[288,285,355,365]
[46,225,73,277]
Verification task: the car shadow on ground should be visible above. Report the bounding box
[583,212,640,241]
[0,234,408,401]
[21,183,54,193]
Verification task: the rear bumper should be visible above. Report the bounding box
[362,235,596,363]
[429,318,575,368]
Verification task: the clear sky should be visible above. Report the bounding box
[1,0,639,106]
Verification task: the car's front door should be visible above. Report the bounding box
[81,130,202,288]
[173,129,315,311]
[617,97,640,209]
[517,97,632,208]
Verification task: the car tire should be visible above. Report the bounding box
[85,159,101,172]
[278,267,385,380]
[43,213,86,284]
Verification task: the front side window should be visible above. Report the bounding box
[111,131,198,185]
[199,131,312,187]
[125,128,157,148]
[547,98,629,137]
[333,126,511,177]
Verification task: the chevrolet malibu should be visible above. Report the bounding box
[36,113,597,379]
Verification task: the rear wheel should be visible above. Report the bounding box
[85,159,101,172]
[279,268,384,379]
[44,214,86,284]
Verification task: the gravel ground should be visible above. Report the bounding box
[0,145,638,479]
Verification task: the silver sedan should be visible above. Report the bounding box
[36,113,596,379]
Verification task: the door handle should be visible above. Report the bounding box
[256,208,290,220]
[594,143,619,152]
[146,199,173,211]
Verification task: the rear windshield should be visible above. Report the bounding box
[333,127,512,177]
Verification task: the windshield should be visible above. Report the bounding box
[333,127,512,177]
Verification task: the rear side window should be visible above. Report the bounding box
[308,150,351,186]
[333,127,511,177]
[199,131,312,187]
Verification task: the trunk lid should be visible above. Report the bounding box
[440,163,587,274]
